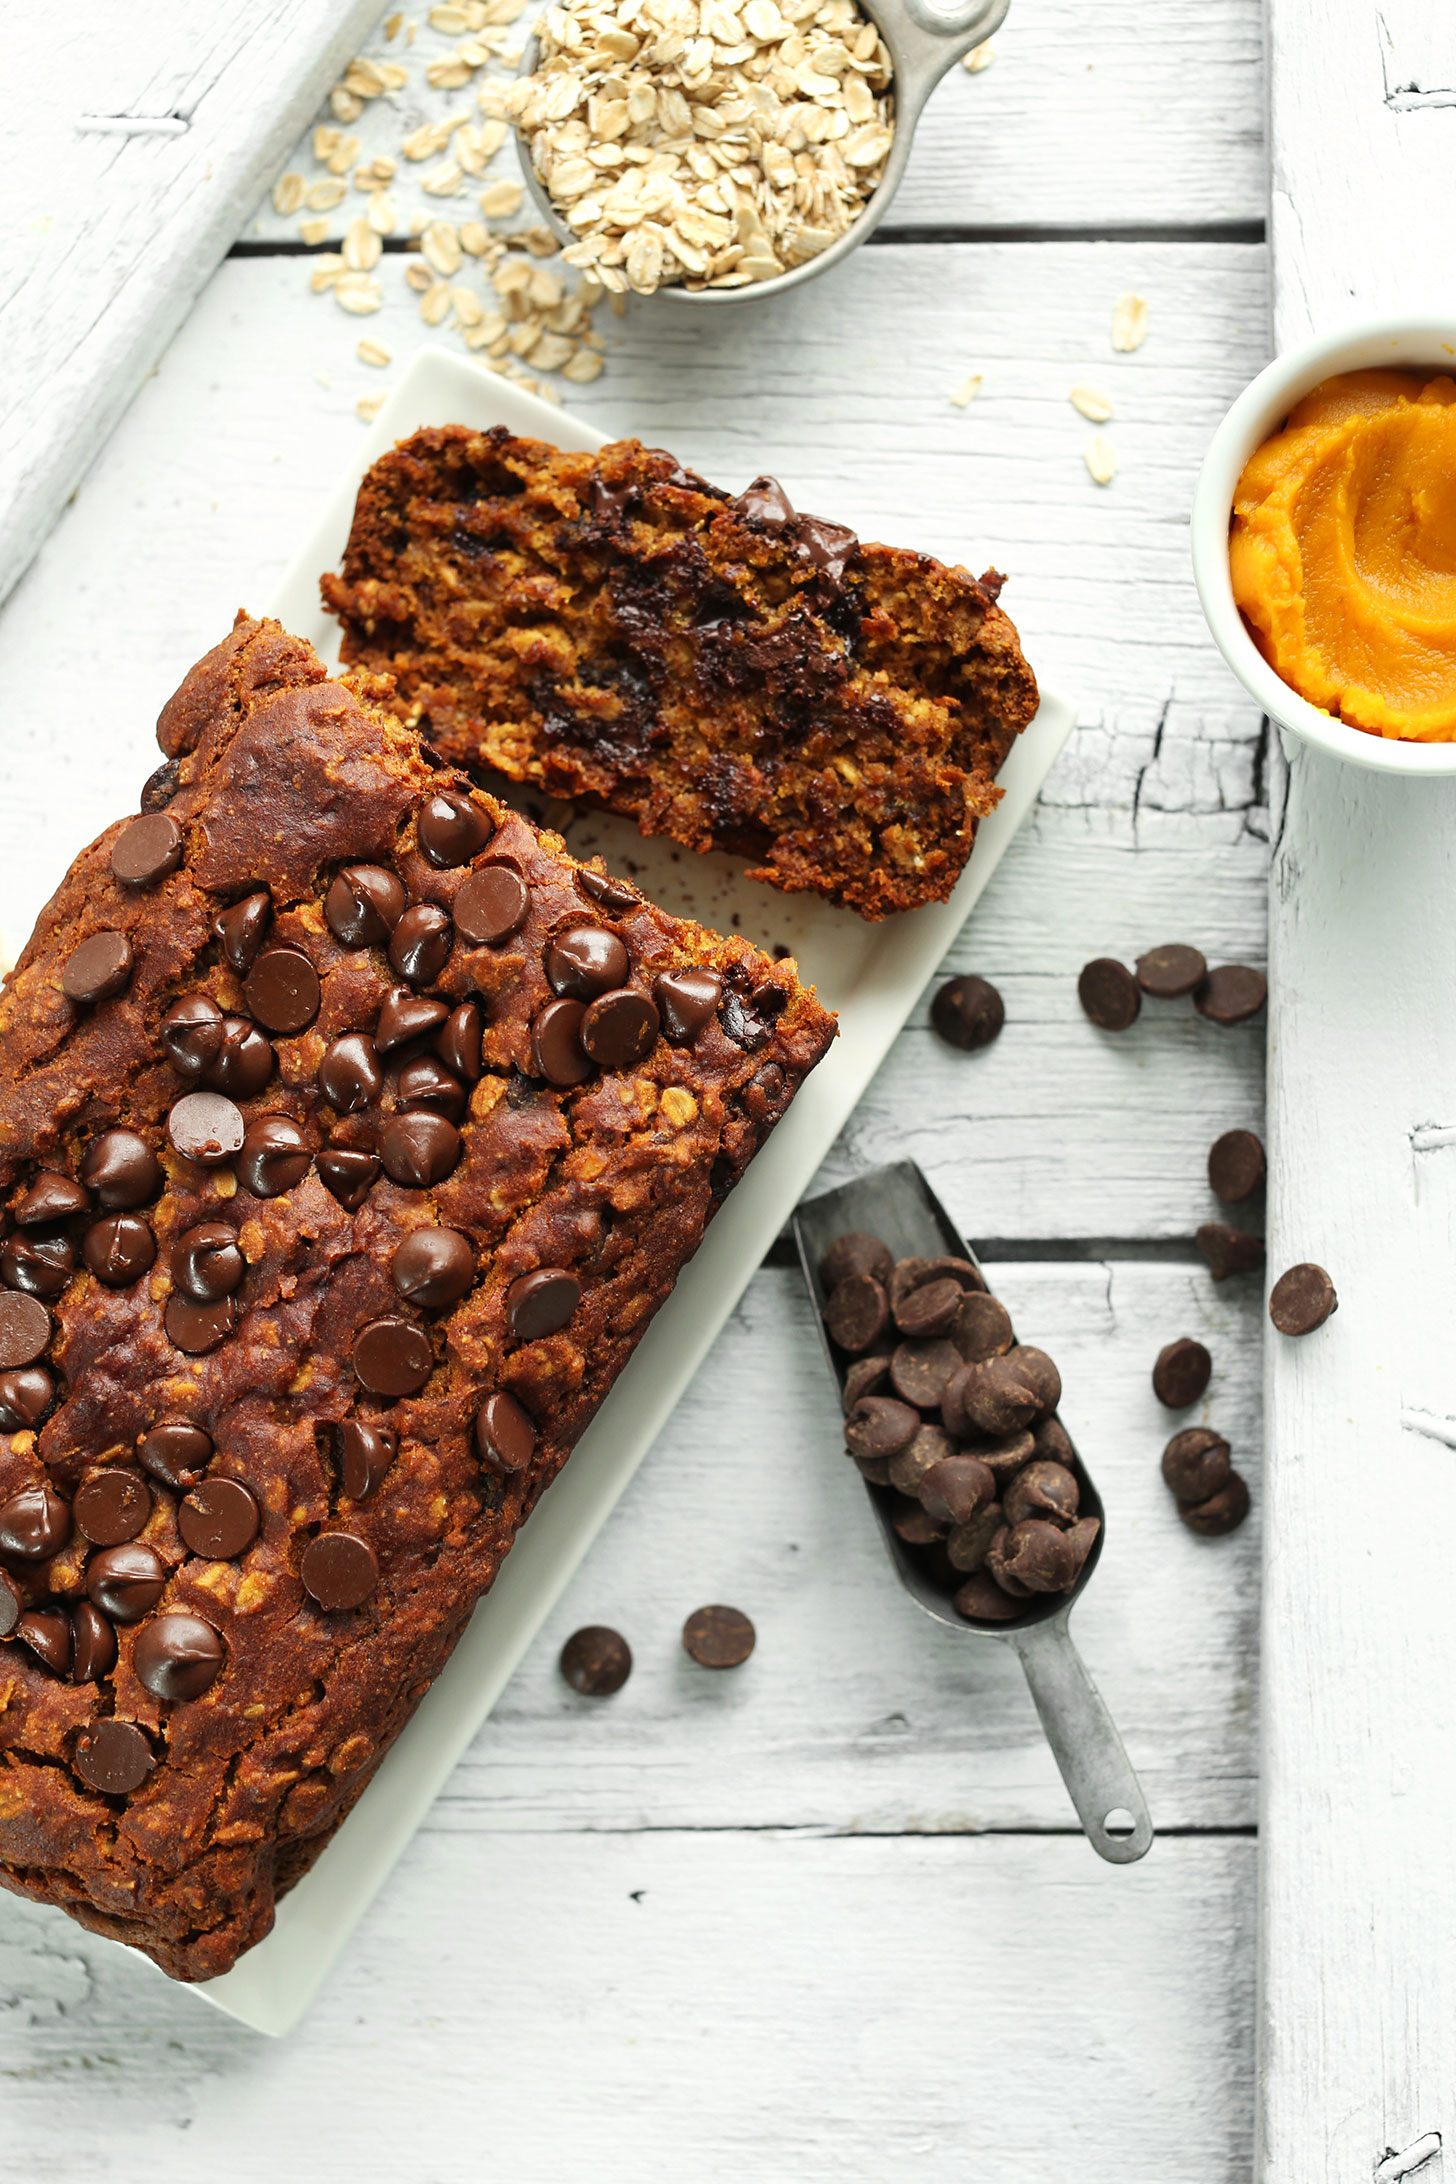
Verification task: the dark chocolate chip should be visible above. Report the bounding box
[376,986,450,1052]
[545,924,629,1001]
[506,1268,580,1341]
[83,1214,156,1288]
[244,946,321,1035]
[1013,1345,1062,1415]
[682,1604,755,1669]
[930,974,1004,1052]
[891,1500,948,1545]
[17,1609,72,1674]
[1032,1415,1077,1467]
[396,1053,467,1122]
[338,1420,398,1502]
[0,1366,53,1430]
[580,988,660,1069]
[1065,1515,1101,1578]
[894,1276,962,1339]
[168,1091,245,1167]
[560,1625,632,1694]
[172,1222,245,1303]
[319,1033,385,1112]
[920,1455,996,1530]
[1161,1426,1232,1505]
[530,997,592,1087]
[138,1422,212,1492]
[454,864,531,946]
[1196,1223,1266,1281]
[436,1001,484,1084]
[0,1570,19,1638]
[317,1148,381,1211]
[0,1291,52,1367]
[14,1171,91,1225]
[887,1422,955,1497]
[824,1273,889,1354]
[206,1018,275,1097]
[417,789,493,867]
[842,1358,889,1413]
[971,1428,1038,1486]
[352,1316,434,1397]
[1208,1128,1266,1204]
[947,1503,1004,1575]
[237,1115,312,1197]
[654,969,722,1044]
[133,1612,224,1700]
[1269,1262,1337,1337]
[325,865,407,947]
[389,904,453,986]
[843,1395,919,1460]
[943,1354,1040,1438]
[73,1717,153,1794]
[81,1129,162,1208]
[794,511,857,581]
[86,1542,167,1621]
[998,1518,1077,1593]
[819,1233,893,1290]
[475,1389,536,1473]
[1078,957,1141,1031]
[179,1479,260,1560]
[1004,1460,1080,1528]
[1152,1336,1211,1408]
[577,866,639,913]
[1195,965,1267,1025]
[163,1292,238,1354]
[62,931,133,1005]
[734,475,794,526]
[1135,944,1207,999]
[853,1453,894,1486]
[1179,1472,1250,1535]
[140,758,182,812]
[213,892,272,975]
[160,992,225,1076]
[70,1603,117,1684]
[377,1111,461,1188]
[951,1291,1014,1362]
[0,1484,70,1559]
[954,1570,1024,1622]
[1,1234,73,1298]
[301,1531,379,1611]
[888,1338,961,1409]
[111,812,182,888]
[74,1471,152,1547]
[392,1228,475,1309]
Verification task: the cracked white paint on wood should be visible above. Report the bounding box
[1259,4,1456,2178]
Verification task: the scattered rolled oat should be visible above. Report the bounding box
[305,177,348,212]
[272,172,306,215]
[298,217,331,245]
[962,40,994,70]
[510,0,895,294]
[1084,434,1118,485]
[1069,385,1113,422]
[358,338,393,366]
[357,394,389,421]
[949,373,983,409]
[1112,292,1148,352]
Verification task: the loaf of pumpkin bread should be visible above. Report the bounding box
[0,613,834,1980]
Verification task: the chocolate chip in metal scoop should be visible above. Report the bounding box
[1135,944,1207,999]
[561,1625,632,1695]
[1152,1336,1212,1409]
[819,1233,893,1290]
[843,1395,919,1461]
[1078,957,1140,1031]
[73,1718,155,1797]
[930,973,1004,1052]
[951,1290,1014,1362]
[1269,1262,1337,1337]
[1194,964,1267,1025]
[62,931,133,1006]
[301,1531,379,1611]
[133,1611,224,1700]
[888,1337,961,1409]
[0,1291,52,1367]
[1197,1223,1266,1281]
[887,1421,955,1497]
[894,1276,963,1339]
[1208,1128,1266,1203]
[244,946,321,1035]
[954,1571,1024,1622]
[111,812,183,888]
[682,1604,755,1669]
[824,1273,889,1354]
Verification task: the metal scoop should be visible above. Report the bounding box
[793,1160,1153,1864]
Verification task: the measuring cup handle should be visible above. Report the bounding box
[1011,1616,1153,1864]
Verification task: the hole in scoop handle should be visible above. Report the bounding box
[895,0,1009,53]
[1011,1617,1153,1864]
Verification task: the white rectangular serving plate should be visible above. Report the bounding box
[172,346,1074,2032]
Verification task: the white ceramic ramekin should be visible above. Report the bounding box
[1190,315,1456,776]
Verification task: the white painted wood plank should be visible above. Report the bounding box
[0,1830,1255,2180]
[1260,9,1456,2181]
[0,0,384,608]
[0,242,1268,1238]
[242,0,1265,246]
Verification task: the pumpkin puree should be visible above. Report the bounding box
[1230,369,1456,740]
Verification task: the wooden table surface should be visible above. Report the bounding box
[0,2,1271,2174]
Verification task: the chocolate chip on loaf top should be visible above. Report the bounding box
[321,427,1040,921]
[0,612,835,1982]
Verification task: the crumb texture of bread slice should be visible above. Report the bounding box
[321,427,1039,919]
[0,614,834,1981]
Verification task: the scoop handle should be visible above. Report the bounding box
[1010,1616,1153,1863]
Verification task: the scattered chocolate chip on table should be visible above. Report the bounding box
[1078,957,1141,1031]
[1135,943,1208,999]
[1152,1337,1212,1409]
[682,1604,756,1669]
[1269,1262,1338,1336]
[1194,964,1268,1025]
[1160,1425,1249,1535]
[1197,1222,1266,1281]
[930,973,1005,1052]
[1208,1128,1267,1203]
[560,1625,633,1696]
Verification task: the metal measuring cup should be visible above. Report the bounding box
[514,0,1012,305]
[793,1160,1153,1865]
